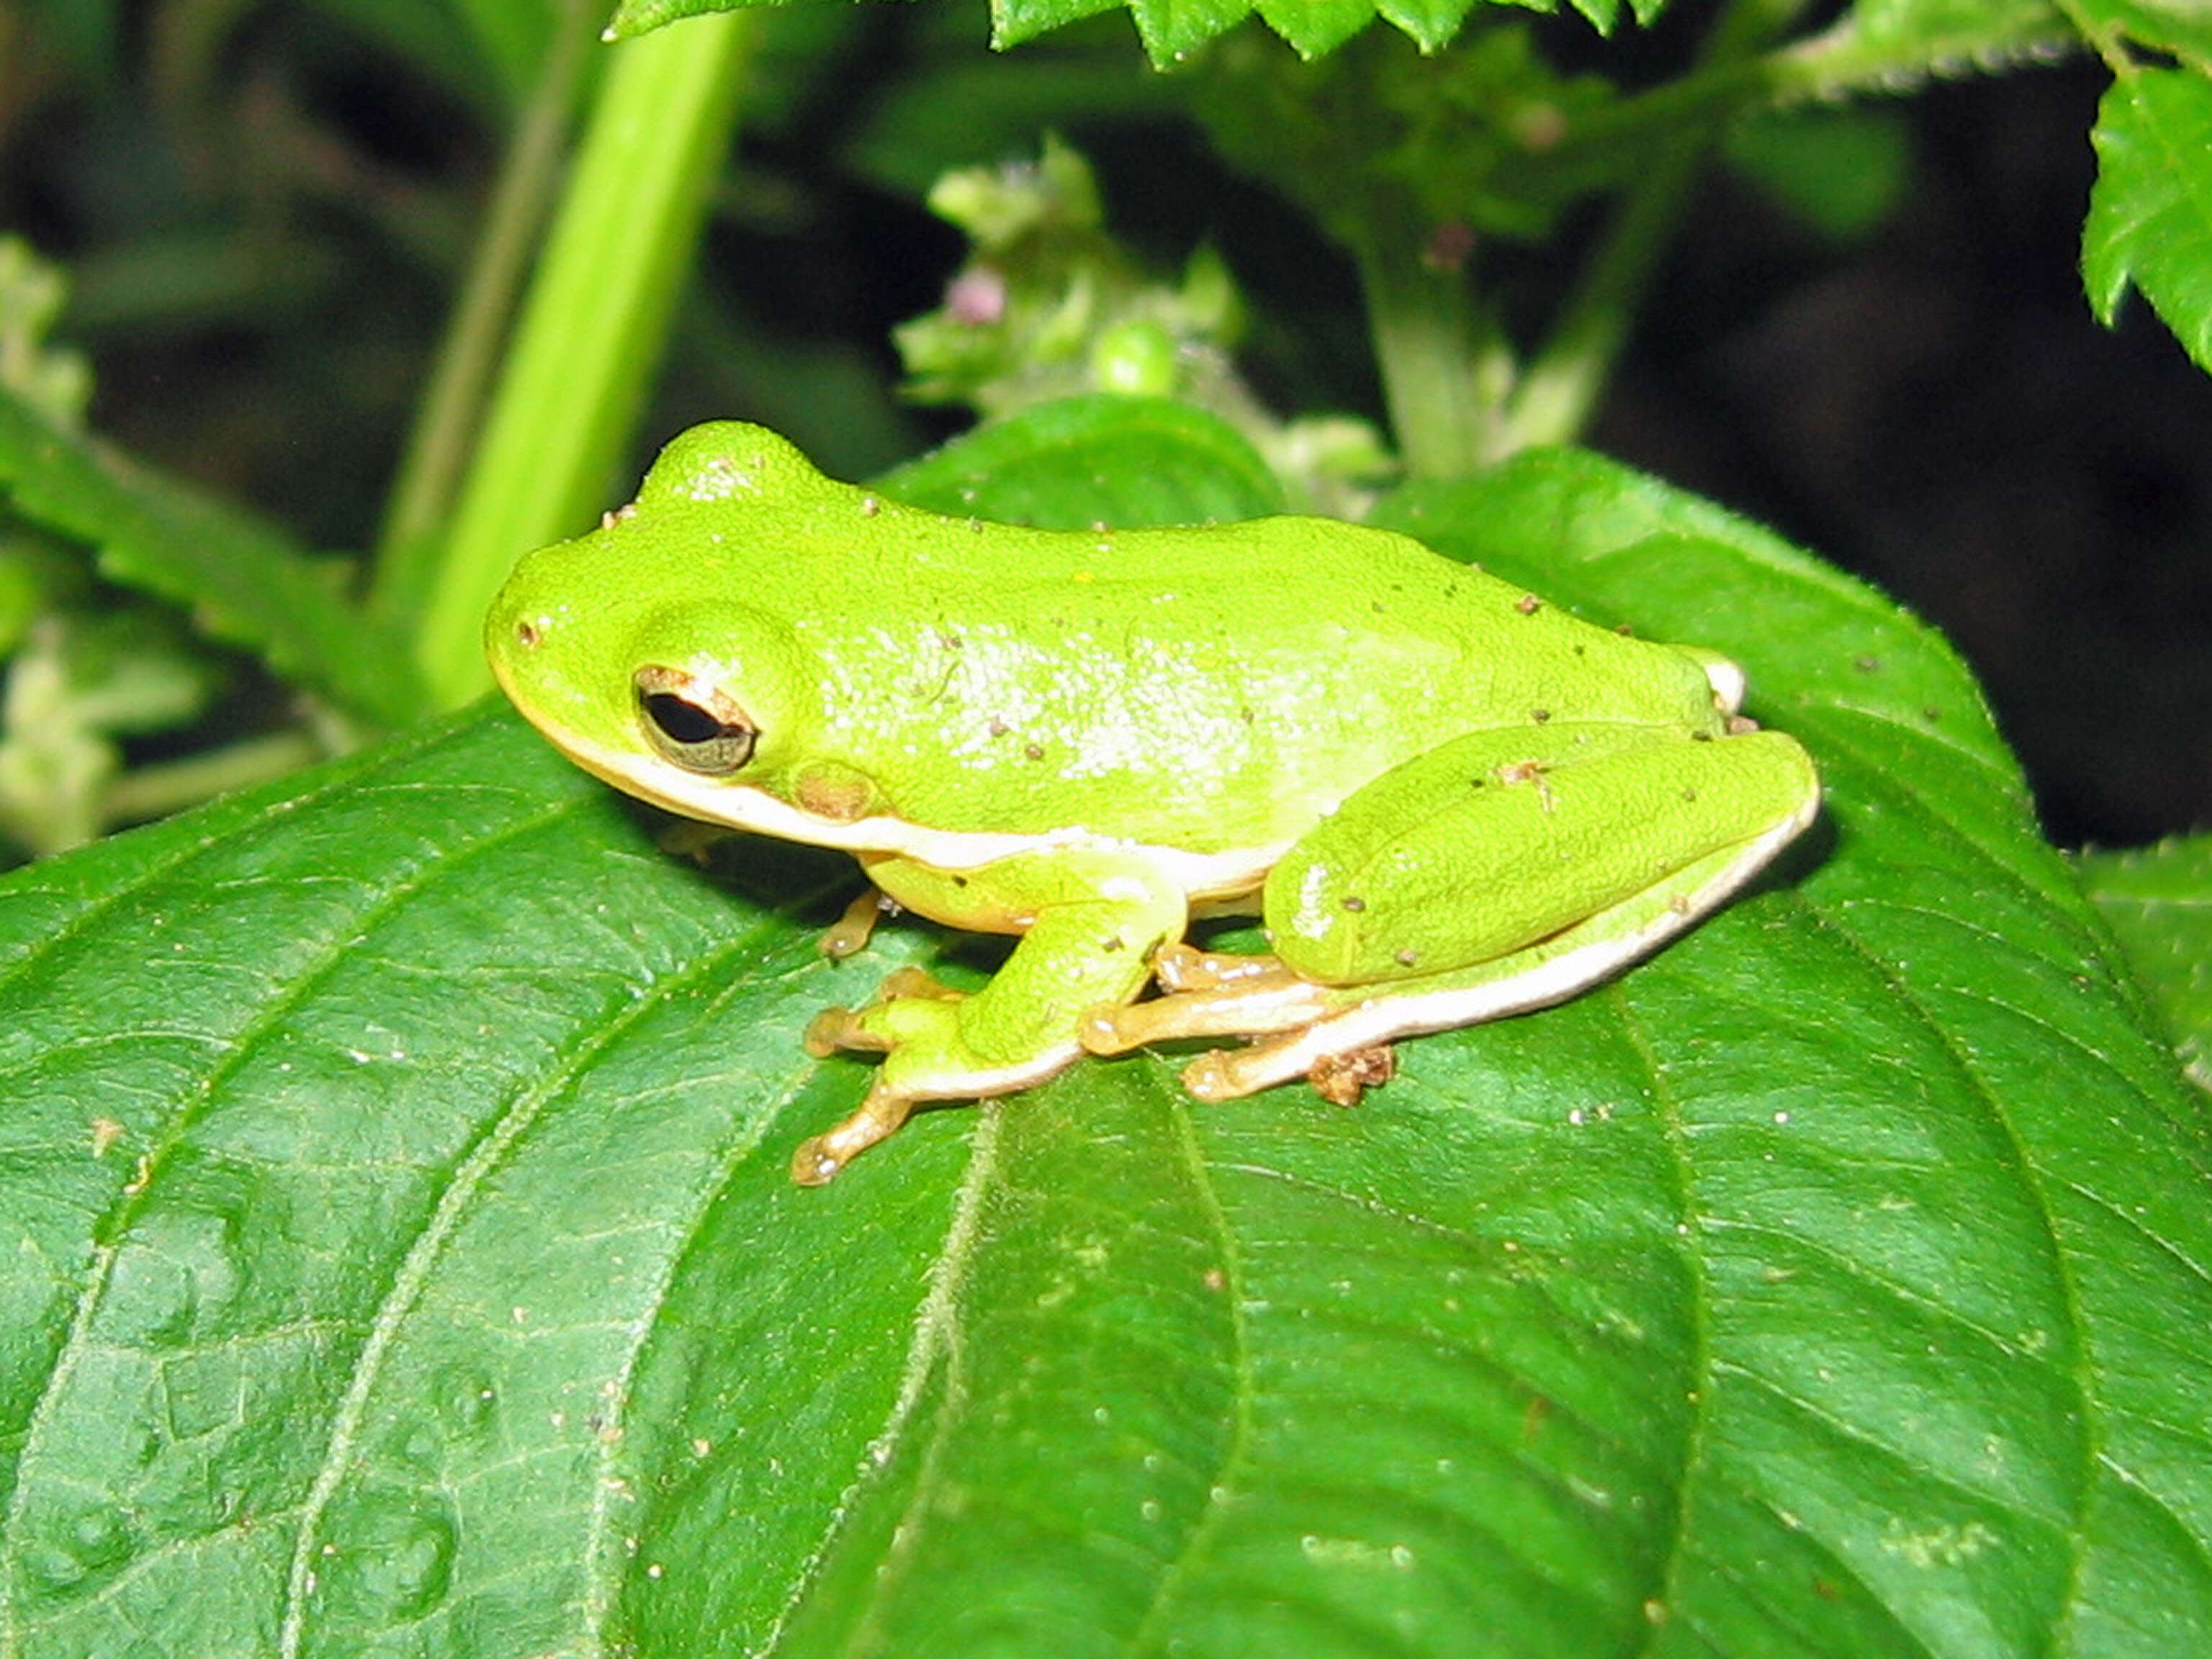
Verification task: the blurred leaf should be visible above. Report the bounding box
[14,0,122,76]
[845,55,1183,198]
[0,533,78,657]
[0,562,32,658]
[2077,835,2212,1087]
[3,413,2210,1655]
[24,607,217,737]
[893,140,1262,425]
[2085,68,2212,374]
[0,390,426,729]
[1724,107,1912,242]
[0,239,90,430]
[433,0,567,103]
[282,0,529,109]
[409,9,754,709]
[0,607,218,857]
[1197,22,1630,252]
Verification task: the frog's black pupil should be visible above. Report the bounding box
[645,693,727,746]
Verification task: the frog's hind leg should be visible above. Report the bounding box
[1087,725,1819,1103]
[1195,809,1807,1102]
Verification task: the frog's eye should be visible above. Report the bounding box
[634,666,757,775]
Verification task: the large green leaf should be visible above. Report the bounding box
[2,408,2208,1655]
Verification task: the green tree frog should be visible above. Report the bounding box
[487,423,1820,1184]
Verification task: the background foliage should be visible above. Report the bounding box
[1,0,2210,1653]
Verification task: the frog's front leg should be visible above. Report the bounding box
[793,848,1187,1183]
[1085,721,1819,1100]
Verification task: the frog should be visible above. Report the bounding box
[485,421,1820,1184]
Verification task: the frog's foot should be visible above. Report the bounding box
[796,850,1187,1182]
[792,1079,917,1185]
[656,819,739,866]
[1176,999,1429,1104]
[1082,957,1367,1102]
[796,968,1087,1182]
[1079,965,1331,1057]
[1084,962,1524,1106]
[1082,979,1406,1105]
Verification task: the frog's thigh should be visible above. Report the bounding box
[1269,724,1815,986]
[1130,727,1816,1102]
[794,849,1186,1182]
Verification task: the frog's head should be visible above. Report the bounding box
[484,424,836,822]
[494,539,819,781]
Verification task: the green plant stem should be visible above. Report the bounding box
[1461,0,2068,457]
[1357,222,1493,479]
[1496,0,1812,455]
[414,12,755,710]
[1360,66,1772,467]
[372,0,601,625]
[1490,143,1699,457]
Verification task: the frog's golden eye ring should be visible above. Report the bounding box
[634,665,757,775]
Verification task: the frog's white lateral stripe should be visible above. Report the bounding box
[534,720,1285,897]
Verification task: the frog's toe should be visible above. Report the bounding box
[791,1082,917,1184]
[809,974,973,1058]
[876,966,963,1002]
[1078,1002,1140,1056]
[1085,976,1331,1054]
[817,886,892,958]
[804,1004,871,1056]
[1179,1016,1397,1104]
[1181,1040,1300,1102]
[1149,943,1289,994]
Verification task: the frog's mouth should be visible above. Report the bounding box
[495,677,1282,898]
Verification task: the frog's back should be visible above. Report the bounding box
[787,499,1713,734]
[737,502,1718,848]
